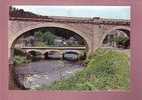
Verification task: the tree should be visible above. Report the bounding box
[113,36,129,49]
[34,30,56,46]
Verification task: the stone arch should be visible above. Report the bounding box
[27,50,42,56]
[46,50,63,59]
[9,23,91,57]
[63,50,81,55]
[100,26,130,47]
[26,50,43,61]
[63,51,79,61]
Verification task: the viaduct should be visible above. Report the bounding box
[8,16,130,62]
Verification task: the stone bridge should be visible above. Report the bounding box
[8,16,130,60]
[20,46,86,55]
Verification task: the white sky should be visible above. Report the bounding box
[13,6,130,19]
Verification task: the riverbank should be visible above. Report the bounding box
[36,48,130,91]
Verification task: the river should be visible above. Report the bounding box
[14,60,85,90]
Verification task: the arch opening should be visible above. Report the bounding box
[63,51,79,61]
[11,27,89,58]
[102,27,130,49]
[26,50,43,61]
[45,51,62,60]
[11,26,89,63]
[11,26,89,49]
[28,50,42,56]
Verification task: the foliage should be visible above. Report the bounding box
[9,6,45,18]
[36,48,130,91]
[14,48,25,56]
[13,48,31,65]
[35,31,56,46]
[113,36,129,48]
[34,41,47,47]
[14,55,31,65]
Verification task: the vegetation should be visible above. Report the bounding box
[113,36,129,49]
[35,41,47,47]
[13,48,31,65]
[14,48,25,56]
[36,48,130,91]
[9,6,48,18]
[35,31,56,46]
[14,56,30,65]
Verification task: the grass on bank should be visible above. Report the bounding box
[36,48,130,91]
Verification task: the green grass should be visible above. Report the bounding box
[36,48,130,91]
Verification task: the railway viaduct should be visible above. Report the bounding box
[8,16,130,61]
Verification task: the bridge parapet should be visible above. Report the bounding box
[10,17,130,25]
[20,46,86,50]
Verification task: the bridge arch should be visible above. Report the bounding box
[10,23,91,56]
[63,50,82,55]
[101,26,130,48]
[63,51,80,61]
[27,50,42,55]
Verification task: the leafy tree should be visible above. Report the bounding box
[113,36,129,48]
[35,31,56,46]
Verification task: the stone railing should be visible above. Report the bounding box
[9,16,130,25]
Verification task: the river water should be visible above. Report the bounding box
[14,60,85,90]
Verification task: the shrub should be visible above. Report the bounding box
[14,55,30,65]
[113,36,129,48]
[14,48,25,56]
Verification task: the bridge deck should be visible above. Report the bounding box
[20,47,86,50]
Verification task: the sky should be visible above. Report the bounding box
[13,6,130,19]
